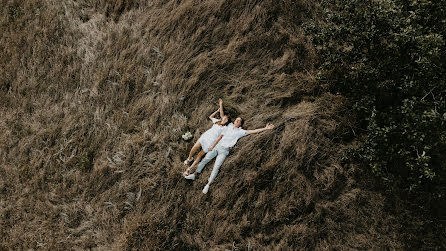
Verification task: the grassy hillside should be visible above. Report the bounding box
[0,0,442,249]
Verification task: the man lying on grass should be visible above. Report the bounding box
[185,117,274,194]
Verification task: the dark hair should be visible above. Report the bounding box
[217,115,231,126]
[225,115,231,125]
[237,117,244,127]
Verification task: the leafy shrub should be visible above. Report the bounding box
[306,0,446,199]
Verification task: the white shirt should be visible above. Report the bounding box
[202,118,226,141]
[218,125,247,148]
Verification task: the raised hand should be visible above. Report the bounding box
[218,98,224,118]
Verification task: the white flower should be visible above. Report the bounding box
[182,132,193,141]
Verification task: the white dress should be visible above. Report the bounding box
[198,118,227,153]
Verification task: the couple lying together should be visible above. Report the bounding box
[183,99,274,194]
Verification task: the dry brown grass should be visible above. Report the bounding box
[1,0,442,250]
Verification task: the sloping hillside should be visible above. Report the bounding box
[0,0,436,249]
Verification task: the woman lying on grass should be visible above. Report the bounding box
[183,99,230,176]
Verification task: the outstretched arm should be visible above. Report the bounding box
[208,134,224,151]
[245,123,275,135]
[209,108,220,121]
[218,98,224,118]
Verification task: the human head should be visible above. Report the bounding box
[234,117,243,128]
[222,115,231,125]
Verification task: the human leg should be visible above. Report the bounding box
[195,149,218,174]
[184,149,217,180]
[185,150,205,175]
[202,147,230,194]
[184,141,201,164]
[190,150,206,169]
[207,147,229,184]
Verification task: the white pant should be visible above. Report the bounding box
[196,145,230,183]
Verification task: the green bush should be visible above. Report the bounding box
[306,0,446,198]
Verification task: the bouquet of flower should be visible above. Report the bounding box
[181,131,193,141]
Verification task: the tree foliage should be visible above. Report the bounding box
[306,0,446,199]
